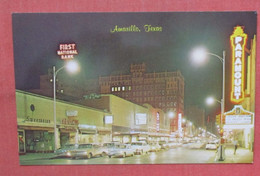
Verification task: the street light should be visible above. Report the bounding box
[167,111,175,119]
[53,60,79,151]
[191,47,226,161]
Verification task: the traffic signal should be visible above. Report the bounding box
[221,115,225,124]
[216,114,225,125]
[216,114,220,125]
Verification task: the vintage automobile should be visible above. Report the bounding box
[70,143,107,159]
[103,141,121,153]
[108,144,134,158]
[54,144,78,158]
[131,141,150,155]
[168,142,182,148]
[149,142,161,152]
[158,141,170,149]
[205,142,219,150]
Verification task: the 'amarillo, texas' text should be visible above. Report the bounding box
[110,25,162,33]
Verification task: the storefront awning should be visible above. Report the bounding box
[78,124,97,134]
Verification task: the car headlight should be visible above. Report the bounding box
[66,151,71,156]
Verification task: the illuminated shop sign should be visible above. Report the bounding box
[66,110,78,117]
[24,116,51,124]
[135,113,147,125]
[156,112,160,132]
[225,115,252,125]
[57,43,78,60]
[178,113,182,135]
[61,118,78,125]
[230,26,247,103]
[104,115,113,124]
[224,105,254,125]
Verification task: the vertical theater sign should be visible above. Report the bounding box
[223,26,255,150]
[230,26,247,103]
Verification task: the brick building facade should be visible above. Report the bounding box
[99,63,185,132]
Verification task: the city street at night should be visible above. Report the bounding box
[13,12,256,165]
[19,145,253,165]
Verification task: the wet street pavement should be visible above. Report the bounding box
[19,146,253,165]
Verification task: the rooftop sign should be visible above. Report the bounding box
[57,43,78,60]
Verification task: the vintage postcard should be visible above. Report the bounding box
[13,12,256,165]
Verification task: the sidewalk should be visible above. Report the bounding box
[19,152,56,161]
[210,146,253,163]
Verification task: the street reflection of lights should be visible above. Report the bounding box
[118,158,126,164]
[149,153,157,162]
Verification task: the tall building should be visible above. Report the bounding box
[29,63,185,132]
[99,63,185,132]
[185,105,205,129]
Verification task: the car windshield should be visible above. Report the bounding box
[78,144,92,149]
[159,141,166,144]
[103,143,116,147]
[132,143,143,146]
[115,145,127,149]
[63,144,77,149]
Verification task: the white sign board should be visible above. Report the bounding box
[104,115,113,124]
[66,110,78,116]
[225,115,252,125]
[136,113,147,125]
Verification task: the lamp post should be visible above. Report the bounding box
[53,60,79,151]
[206,96,225,160]
[191,48,226,161]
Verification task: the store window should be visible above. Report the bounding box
[25,130,54,153]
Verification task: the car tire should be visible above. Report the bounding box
[87,153,92,159]
[101,152,107,157]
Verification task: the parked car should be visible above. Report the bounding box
[158,141,169,149]
[54,144,78,158]
[108,144,134,158]
[70,143,107,159]
[205,142,219,150]
[168,142,182,148]
[188,142,205,149]
[149,142,161,152]
[131,141,150,155]
[103,142,121,153]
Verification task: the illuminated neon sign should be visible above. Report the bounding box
[156,112,160,132]
[57,43,78,60]
[230,26,247,103]
[178,113,183,137]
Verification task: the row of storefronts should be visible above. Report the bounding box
[16,90,170,154]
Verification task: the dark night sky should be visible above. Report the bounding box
[12,12,257,113]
